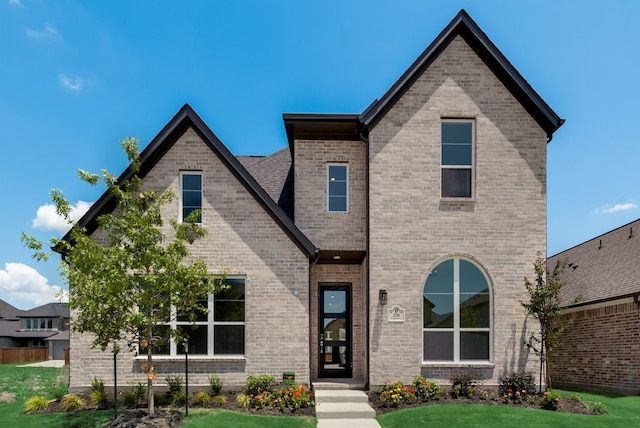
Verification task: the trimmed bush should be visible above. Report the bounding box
[449,371,480,398]
[244,374,275,396]
[411,376,443,401]
[208,374,223,395]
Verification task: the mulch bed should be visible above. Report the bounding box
[366,390,602,416]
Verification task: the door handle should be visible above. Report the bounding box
[320,340,323,353]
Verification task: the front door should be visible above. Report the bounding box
[319,284,351,378]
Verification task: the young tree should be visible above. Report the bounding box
[521,256,572,392]
[23,137,226,416]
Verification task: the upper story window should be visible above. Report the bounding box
[181,172,202,222]
[25,318,55,330]
[328,164,348,212]
[423,258,491,362]
[441,121,474,198]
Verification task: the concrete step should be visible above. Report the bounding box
[315,389,370,403]
[317,419,382,428]
[313,380,366,390]
[316,402,376,419]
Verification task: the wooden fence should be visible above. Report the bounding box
[0,347,48,364]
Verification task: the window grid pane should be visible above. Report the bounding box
[328,164,348,212]
[441,121,473,198]
[423,258,490,362]
[182,173,202,222]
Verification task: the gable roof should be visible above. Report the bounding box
[19,302,69,318]
[284,9,564,144]
[55,104,317,259]
[0,299,23,321]
[549,218,640,307]
[361,9,564,140]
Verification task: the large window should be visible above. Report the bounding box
[327,164,348,212]
[423,258,491,361]
[441,121,473,198]
[156,278,245,357]
[24,318,54,330]
[181,172,202,222]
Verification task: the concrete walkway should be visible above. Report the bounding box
[17,360,65,368]
[315,389,381,428]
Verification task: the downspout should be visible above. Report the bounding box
[358,125,371,389]
[309,249,319,387]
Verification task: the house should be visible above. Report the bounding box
[0,299,70,361]
[548,219,640,394]
[60,10,564,392]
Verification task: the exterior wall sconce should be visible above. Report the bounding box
[634,294,640,305]
[379,289,388,305]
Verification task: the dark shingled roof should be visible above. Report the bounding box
[19,302,69,319]
[549,218,640,307]
[0,299,22,337]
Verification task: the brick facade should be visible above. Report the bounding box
[67,11,562,392]
[548,300,640,394]
[70,128,310,392]
[367,35,546,387]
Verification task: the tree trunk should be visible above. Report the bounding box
[147,323,154,416]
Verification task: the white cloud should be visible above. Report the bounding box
[25,25,62,40]
[59,74,83,91]
[8,0,24,8]
[31,200,92,233]
[0,263,67,310]
[594,202,638,214]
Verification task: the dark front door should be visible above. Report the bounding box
[319,284,351,378]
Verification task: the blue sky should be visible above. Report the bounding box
[1,0,639,310]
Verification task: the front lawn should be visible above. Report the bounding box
[377,390,640,428]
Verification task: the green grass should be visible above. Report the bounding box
[181,409,316,427]
[377,390,640,428]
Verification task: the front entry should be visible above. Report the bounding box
[318,284,352,378]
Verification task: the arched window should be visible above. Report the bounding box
[423,258,491,362]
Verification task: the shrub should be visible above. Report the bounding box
[192,391,211,406]
[267,385,315,411]
[25,396,49,414]
[47,381,68,400]
[172,391,187,406]
[499,372,536,399]
[378,381,416,406]
[123,382,146,408]
[165,375,184,395]
[61,393,86,411]
[411,376,443,401]
[585,401,607,414]
[153,392,167,407]
[244,374,275,396]
[214,394,228,406]
[449,371,480,398]
[236,393,251,408]
[208,374,223,395]
[90,377,105,394]
[90,389,109,407]
[541,390,561,410]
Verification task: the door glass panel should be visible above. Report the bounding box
[323,318,346,342]
[323,290,346,314]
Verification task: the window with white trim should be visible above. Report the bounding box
[441,121,474,198]
[327,164,348,212]
[155,278,245,356]
[423,258,491,361]
[181,172,202,222]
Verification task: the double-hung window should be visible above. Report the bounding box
[181,172,202,222]
[423,258,491,362]
[441,121,474,198]
[328,164,348,212]
[156,278,246,357]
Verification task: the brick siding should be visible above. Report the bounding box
[548,300,640,394]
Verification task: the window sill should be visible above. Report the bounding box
[421,361,494,368]
[135,355,246,363]
[440,197,475,203]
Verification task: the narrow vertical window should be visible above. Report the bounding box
[181,173,202,222]
[328,164,348,212]
[441,121,473,198]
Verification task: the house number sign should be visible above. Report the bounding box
[388,305,405,322]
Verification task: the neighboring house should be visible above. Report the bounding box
[0,299,70,360]
[548,219,640,394]
[59,10,564,392]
